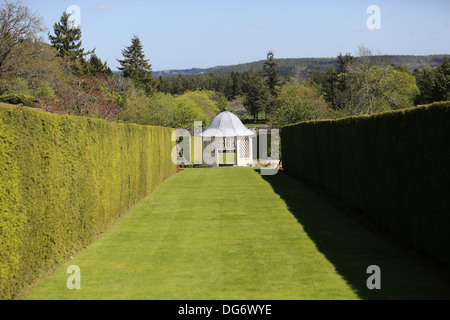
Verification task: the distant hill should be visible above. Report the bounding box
[153,55,450,80]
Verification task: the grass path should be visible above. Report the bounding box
[24,168,450,300]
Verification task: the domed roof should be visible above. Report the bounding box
[200,111,256,138]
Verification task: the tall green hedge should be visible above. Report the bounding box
[281,102,450,269]
[0,105,176,300]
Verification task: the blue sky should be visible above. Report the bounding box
[24,0,450,71]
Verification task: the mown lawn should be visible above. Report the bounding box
[23,168,450,300]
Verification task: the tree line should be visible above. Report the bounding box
[154,55,447,80]
[158,48,450,125]
[1,1,449,129]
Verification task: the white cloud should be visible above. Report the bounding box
[90,1,113,12]
[419,30,442,37]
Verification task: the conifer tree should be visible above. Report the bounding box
[263,51,281,118]
[117,35,156,95]
[86,54,112,77]
[48,12,93,61]
[263,51,280,97]
[243,71,270,121]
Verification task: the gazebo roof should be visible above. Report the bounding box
[200,111,256,138]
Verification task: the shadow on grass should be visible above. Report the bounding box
[258,169,450,300]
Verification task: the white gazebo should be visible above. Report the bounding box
[200,111,256,167]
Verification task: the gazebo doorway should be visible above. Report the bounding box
[217,137,236,166]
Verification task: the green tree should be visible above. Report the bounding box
[6,77,31,95]
[146,92,176,127]
[322,67,338,110]
[263,51,281,117]
[275,79,332,125]
[378,66,420,110]
[180,91,219,125]
[172,95,209,129]
[337,52,354,74]
[86,54,112,77]
[414,58,450,105]
[6,43,72,96]
[229,71,244,99]
[35,81,56,99]
[307,70,325,88]
[122,89,215,128]
[0,1,45,79]
[434,58,450,101]
[117,35,156,96]
[243,71,270,121]
[333,52,355,110]
[339,46,419,115]
[122,84,151,124]
[217,95,229,112]
[48,12,93,61]
[263,51,280,96]
[414,66,438,105]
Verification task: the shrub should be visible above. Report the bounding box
[281,103,450,270]
[35,81,56,99]
[0,105,176,299]
[0,94,38,107]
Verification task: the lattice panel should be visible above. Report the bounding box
[239,137,251,159]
